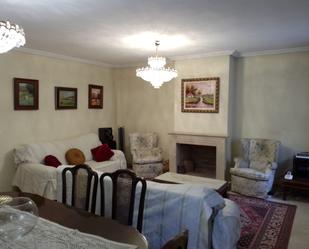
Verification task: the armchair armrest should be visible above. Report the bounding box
[233,158,249,169]
[270,162,278,170]
[12,162,61,199]
[110,150,127,169]
[132,148,163,164]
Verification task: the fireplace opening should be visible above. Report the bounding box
[176,144,216,178]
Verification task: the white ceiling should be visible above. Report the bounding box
[1,0,309,66]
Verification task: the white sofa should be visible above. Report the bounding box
[12,133,126,200]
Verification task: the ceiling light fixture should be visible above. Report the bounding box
[136,41,177,89]
[0,20,26,54]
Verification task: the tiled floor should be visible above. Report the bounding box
[268,192,309,249]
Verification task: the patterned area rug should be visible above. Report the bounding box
[228,193,296,249]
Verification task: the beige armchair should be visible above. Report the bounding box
[129,132,163,179]
[230,138,280,198]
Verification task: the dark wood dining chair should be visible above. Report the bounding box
[62,164,98,213]
[99,169,147,232]
[161,230,189,249]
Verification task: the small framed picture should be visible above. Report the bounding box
[55,87,77,110]
[14,78,39,110]
[181,77,220,113]
[88,84,103,109]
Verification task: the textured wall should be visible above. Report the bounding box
[174,56,231,136]
[0,51,115,191]
[113,57,233,162]
[113,66,175,161]
[1,50,308,190]
[233,51,309,176]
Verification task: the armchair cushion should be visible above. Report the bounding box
[230,168,271,181]
[132,148,162,164]
[249,160,271,172]
[234,158,249,169]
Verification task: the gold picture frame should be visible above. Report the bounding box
[181,77,220,113]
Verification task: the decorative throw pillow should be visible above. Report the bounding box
[91,144,114,162]
[65,148,86,165]
[44,155,62,168]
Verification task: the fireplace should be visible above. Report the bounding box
[169,132,229,180]
[177,144,216,178]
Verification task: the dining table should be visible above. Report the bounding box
[1,191,148,249]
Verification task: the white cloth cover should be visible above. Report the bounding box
[14,133,102,165]
[12,133,126,200]
[0,211,137,249]
[12,163,60,200]
[212,199,241,249]
[139,181,225,249]
[57,168,240,249]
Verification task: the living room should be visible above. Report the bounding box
[0,1,309,249]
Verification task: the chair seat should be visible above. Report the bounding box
[133,148,162,164]
[230,168,270,181]
[133,162,163,179]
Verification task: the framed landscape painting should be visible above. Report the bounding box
[55,87,77,109]
[14,78,39,110]
[88,84,103,109]
[181,77,220,113]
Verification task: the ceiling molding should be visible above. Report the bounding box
[169,50,237,61]
[14,46,309,69]
[237,46,309,58]
[15,47,115,68]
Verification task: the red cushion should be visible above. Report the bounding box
[91,144,114,162]
[44,155,62,168]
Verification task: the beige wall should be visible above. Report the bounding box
[114,52,309,178]
[113,56,233,163]
[174,56,231,136]
[0,51,115,191]
[233,51,309,176]
[1,50,308,190]
[113,67,175,161]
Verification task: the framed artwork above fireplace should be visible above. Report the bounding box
[181,77,220,113]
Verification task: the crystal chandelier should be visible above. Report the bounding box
[136,41,177,89]
[0,20,26,54]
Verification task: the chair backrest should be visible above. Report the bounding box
[62,164,98,213]
[241,138,280,163]
[99,169,147,232]
[129,132,158,151]
[161,230,189,249]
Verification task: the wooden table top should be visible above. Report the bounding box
[2,192,148,249]
[281,177,309,186]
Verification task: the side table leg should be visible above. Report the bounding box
[282,186,287,200]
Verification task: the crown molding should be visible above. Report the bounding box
[169,50,237,61]
[14,46,309,69]
[15,47,115,68]
[237,46,309,57]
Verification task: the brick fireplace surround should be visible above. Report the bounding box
[168,132,229,180]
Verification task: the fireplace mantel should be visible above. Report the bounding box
[168,132,228,138]
[168,132,229,180]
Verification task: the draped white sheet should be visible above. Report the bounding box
[12,133,127,200]
[56,167,240,249]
